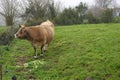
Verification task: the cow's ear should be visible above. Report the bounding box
[19,24,21,28]
[19,24,25,28]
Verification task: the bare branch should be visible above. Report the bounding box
[94,0,116,8]
[0,0,21,25]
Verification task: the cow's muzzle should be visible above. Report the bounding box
[14,34,18,38]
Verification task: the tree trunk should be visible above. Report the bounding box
[5,16,14,26]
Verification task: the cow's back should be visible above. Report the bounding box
[41,20,54,28]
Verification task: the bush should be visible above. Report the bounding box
[87,12,100,24]
[113,17,120,23]
[83,19,89,24]
[25,18,44,26]
[55,8,79,25]
[0,26,18,45]
[101,8,113,23]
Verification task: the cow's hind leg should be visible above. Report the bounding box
[40,44,45,58]
[43,44,48,53]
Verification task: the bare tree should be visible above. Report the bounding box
[88,0,116,18]
[26,0,50,18]
[88,5,103,18]
[21,0,62,25]
[0,0,20,26]
[94,0,116,8]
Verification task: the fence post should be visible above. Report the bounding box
[0,65,2,80]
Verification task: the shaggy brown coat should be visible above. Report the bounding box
[15,20,54,58]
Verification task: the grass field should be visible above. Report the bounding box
[0,23,120,80]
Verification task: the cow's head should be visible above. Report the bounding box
[14,25,28,39]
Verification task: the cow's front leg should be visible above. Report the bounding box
[33,47,37,59]
[32,43,38,59]
[40,44,45,58]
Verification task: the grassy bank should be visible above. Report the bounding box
[0,23,120,80]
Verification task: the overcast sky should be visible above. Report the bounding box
[55,0,120,8]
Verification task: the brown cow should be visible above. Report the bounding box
[15,20,54,59]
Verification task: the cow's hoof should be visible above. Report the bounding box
[44,50,47,53]
[40,54,44,59]
[34,56,37,59]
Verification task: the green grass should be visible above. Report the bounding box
[0,26,8,33]
[0,23,120,80]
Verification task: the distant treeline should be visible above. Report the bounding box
[0,0,119,26]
